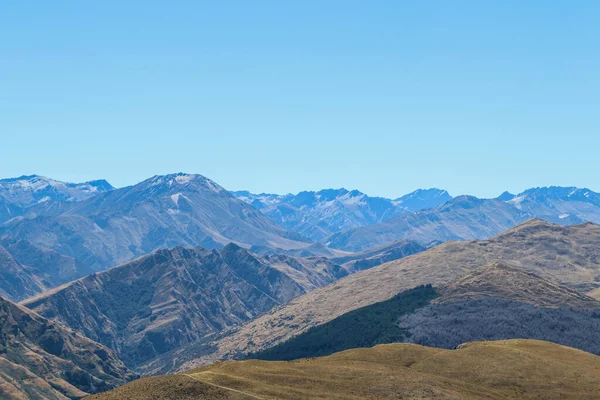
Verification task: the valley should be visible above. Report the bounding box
[2,174,600,399]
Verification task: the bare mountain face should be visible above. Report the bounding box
[234,188,452,241]
[249,263,600,362]
[0,237,92,301]
[0,295,136,400]
[329,239,430,272]
[1,174,310,271]
[436,261,599,308]
[172,219,600,372]
[0,175,113,223]
[324,196,532,252]
[504,186,600,225]
[21,244,357,370]
[0,197,22,226]
[0,243,46,301]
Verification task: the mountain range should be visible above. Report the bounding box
[3,173,600,398]
[0,175,113,224]
[20,242,423,371]
[235,186,600,250]
[171,219,600,373]
[233,188,452,241]
[1,174,313,272]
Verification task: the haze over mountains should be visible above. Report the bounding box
[233,188,452,241]
[1,174,311,274]
[3,172,600,398]
[0,175,114,224]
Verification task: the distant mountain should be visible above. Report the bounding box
[92,340,600,400]
[497,191,516,201]
[0,242,46,301]
[22,244,355,369]
[0,238,92,301]
[234,188,452,241]
[173,219,600,372]
[2,173,310,270]
[0,175,113,221]
[504,186,600,224]
[324,196,531,252]
[329,239,430,272]
[393,188,453,211]
[241,186,600,250]
[0,197,23,225]
[0,295,136,400]
[252,262,600,361]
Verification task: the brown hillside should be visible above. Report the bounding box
[90,340,600,400]
[437,261,600,308]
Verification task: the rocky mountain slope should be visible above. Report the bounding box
[329,239,429,272]
[21,244,358,369]
[234,188,451,241]
[324,195,532,252]
[2,174,311,271]
[251,263,600,362]
[0,237,92,301]
[0,295,135,400]
[172,219,600,372]
[0,243,46,301]
[435,261,598,307]
[91,340,600,400]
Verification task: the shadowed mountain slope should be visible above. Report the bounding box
[0,295,136,400]
[0,237,93,301]
[21,244,353,369]
[251,263,600,362]
[0,243,46,301]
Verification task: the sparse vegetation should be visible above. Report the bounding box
[400,297,600,354]
[92,340,600,400]
[249,285,437,361]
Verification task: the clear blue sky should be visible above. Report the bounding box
[1,1,599,198]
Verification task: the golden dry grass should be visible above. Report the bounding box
[91,339,600,400]
[85,375,252,400]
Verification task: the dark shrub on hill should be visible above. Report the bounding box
[249,285,438,361]
[400,298,600,355]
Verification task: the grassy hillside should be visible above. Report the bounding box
[91,340,600,400]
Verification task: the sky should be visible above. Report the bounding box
[1,1,599,198]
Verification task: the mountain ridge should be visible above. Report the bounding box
[172,219,600,372]
[0,295,136,399]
